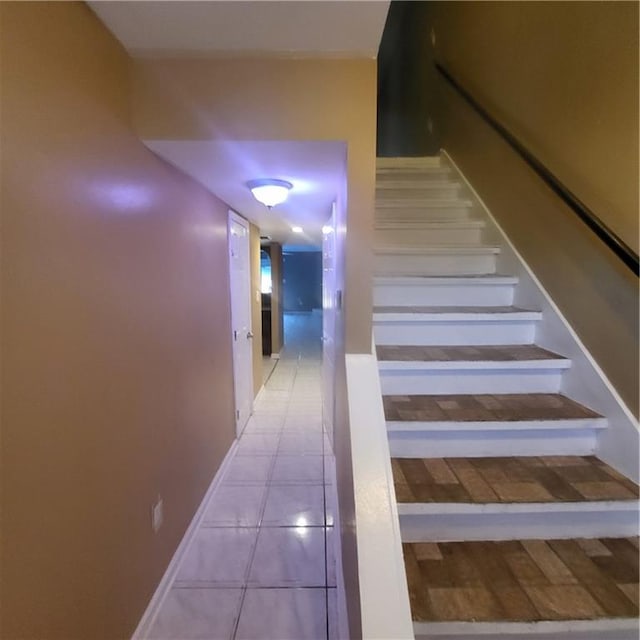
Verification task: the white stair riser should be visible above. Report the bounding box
[375,253,497,276]
[388,428,598,458]
[377,186,461,199]
[376,169,451,180]
[399,507,640,542]
[375,227,483,246]
[377,158,442,169]
[379,368,565,395]
[373,283,516,306]
[374,321,536,345]
[376,206,472,220]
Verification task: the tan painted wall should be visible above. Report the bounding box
[433,1,639,253]
[249,223,263,396]
[424,1,639,413]
[1,3,235,638]
[269,244,284,356]
[132,56,377,354]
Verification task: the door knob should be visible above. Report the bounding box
[247,331,254,339]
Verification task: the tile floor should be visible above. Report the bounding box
[148,312,338,640]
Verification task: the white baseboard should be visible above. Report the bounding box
[130,440,239,640]
[270,352,280,360]
[414,618,639,639]
[440,149,639,482]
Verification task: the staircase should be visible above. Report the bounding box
[373,156,639,639]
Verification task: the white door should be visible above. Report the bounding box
[322,204,337,450]
[228,211,254,436]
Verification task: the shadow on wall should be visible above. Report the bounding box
[282,249,322,312]
[377,0,441,156]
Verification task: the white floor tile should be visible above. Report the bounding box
[271,455,324,485]
[235,588,327,640]
[282,417,323,433]
[243,415,283,434]
[248,526,326,587]
[324,485,335,527]
[278,433,324,455]
[222,455,273,485]
[174,528,257,587]
[262,485,325,527]
[236,433,280,456]
[202,485,266,527]
[323,456,336,485]
[327,587,339,640]
[147,588,242,640]
[326,527,336,587]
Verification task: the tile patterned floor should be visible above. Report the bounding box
[403,537,639,622]
[376,344,564,362]
[392,456,640,504]
[148,312,337,640]
[384,393,601,422]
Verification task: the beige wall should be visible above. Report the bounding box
[249,223,263,396]
[432,1,639,253]
[132,56,377,354]
[421,1,638,413]
[1,3,236,638]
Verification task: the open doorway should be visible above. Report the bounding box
[259,247,278,384]
[281,245,323,357]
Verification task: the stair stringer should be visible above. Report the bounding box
[441,150,639,483]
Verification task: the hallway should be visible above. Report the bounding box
[147,312,338,640]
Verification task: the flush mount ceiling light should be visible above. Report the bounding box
[247,179,293,209]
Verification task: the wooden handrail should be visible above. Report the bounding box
[435,62,639,276]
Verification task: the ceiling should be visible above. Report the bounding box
[89,1,388,245]
[88,1,390,57]
[146,140,346,245]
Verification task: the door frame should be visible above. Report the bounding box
[228,210,254,437]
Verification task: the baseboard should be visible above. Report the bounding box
[130,440,239,639]
[440,149,639,482]
[325,473,349,640]
[270,352,280,360]
[414,618,639,639]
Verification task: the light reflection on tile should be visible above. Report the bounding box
[152,314,342,639]
[248,526,326,587]
[235,588,327,640]
[262,485,325,526]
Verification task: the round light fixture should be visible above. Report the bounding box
[247,179,293,209]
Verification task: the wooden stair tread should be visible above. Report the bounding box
[403,536,639,623]
[383,393,601,423]
[392,455,639,504]
[377,344,564,363]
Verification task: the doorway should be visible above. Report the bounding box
[228,211,254,436]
